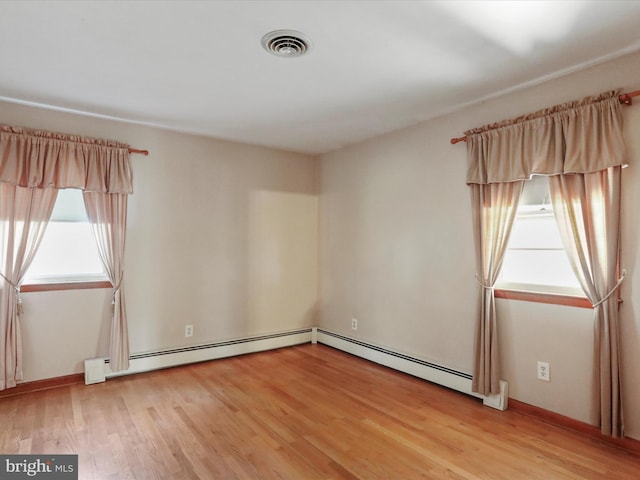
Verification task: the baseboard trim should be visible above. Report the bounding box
[316,328,508,410]
[509,398,640,455]
[0,373,84,398]
[86,328,313,383]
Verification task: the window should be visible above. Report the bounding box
[24,189,108,285]
[496,175,584,297]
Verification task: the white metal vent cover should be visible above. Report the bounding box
[261,30,312,58]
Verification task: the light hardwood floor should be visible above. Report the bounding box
[1,344,639,479]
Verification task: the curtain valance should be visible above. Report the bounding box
[466,91,628,185]
[0,124,133,194]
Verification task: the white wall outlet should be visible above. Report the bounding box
[185,324,194,338]
[537,361,550,381]
[351,318,358,330]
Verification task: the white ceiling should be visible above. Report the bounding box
[1,1,639,155]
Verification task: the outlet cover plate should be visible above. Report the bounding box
[537,361,550,381]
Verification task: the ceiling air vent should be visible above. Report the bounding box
[261,30,312,58]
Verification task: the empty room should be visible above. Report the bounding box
[1,1,640,478]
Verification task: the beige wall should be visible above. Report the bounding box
[0,100,319,382]
[319,50,640,439]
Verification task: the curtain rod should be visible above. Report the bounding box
[128,148,149,156]
[450,89,640,145]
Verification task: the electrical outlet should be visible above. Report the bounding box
[351,318,358,330]
[185,325,194,338]
[537,361,550,381]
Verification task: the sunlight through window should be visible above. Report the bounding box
[498,176,582,294]
[25,189,106,283]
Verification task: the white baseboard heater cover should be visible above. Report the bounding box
[84,326,506,411]
[84,328,312,384]
[315,329,508,411]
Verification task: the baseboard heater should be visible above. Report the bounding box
[314,328,508,411]
[84,328,312,384]
[84,326,506,411]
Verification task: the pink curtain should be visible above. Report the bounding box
[549,167,623,436]
[470,181,523,395]
[0,124,134,383]
[465,91,628,435]
[466,91,626,184]
[83,192,130,372]
[0,184,57,390]
[0,124,132,193]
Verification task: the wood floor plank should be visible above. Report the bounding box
[1,344,639,479]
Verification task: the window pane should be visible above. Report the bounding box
[26,222,105,279]
[501,249,580,288]
[509,213,564,249]
[520,174,550,206]
[24,189,106,282]
[498,175,582,293]
[50,188,89,222]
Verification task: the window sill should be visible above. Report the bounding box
[21,280,112,293]
[494,288,593,309]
